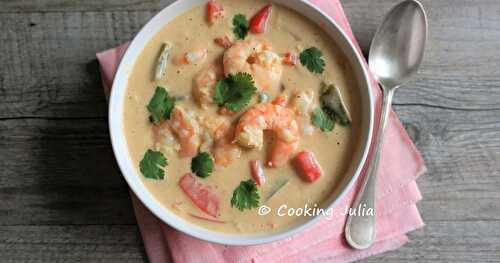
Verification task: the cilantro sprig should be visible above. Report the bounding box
[213,72,257,111]
[299,47,325,74]
[232,14,249,40]
[231,180,260,211]
[139,149,167,180]
[147,86,176,124]
[311,107,335,132]
[191,152,214,178]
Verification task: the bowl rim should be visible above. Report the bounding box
[109,0,374,246]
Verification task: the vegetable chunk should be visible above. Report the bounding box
[293,151,322,182]
[207,0,224,24]
[250,160,266,186]
[250,4,273,34]
[179,173,220,217]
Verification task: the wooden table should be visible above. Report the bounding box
[1,0,499,262]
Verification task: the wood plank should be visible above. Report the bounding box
[0,0,174,12]
[0,118,137,225]
[1,0,500,119]
[361,221,500,262]
[0,11,155,119]
[0,225,146,262]
[0,222,499,262]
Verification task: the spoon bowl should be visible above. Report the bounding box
[369,0,428,89]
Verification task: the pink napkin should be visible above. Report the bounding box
[97,0,427,262]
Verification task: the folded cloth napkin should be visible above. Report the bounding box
[97,0,427,262]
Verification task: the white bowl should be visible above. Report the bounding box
[109,0,374,246]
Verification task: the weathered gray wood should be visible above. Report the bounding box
[1,0,500,119]
[0,225,147,262]
[344,0,500,110]
[1,222,499,262]
[0,118,137,225]
[0,0,499,262]
[0,0,175,12]
[0,11,154,119]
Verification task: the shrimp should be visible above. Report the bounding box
[168,106,201,158]
[223,39,283,91]
[176,48,208,65]
[234,97,300,167]
[193,64,223,109]
[200,116,241,166]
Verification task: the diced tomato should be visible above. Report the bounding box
[283,52,297,66]
[293,151,322,182]
[250,160,266,186]
[207,0,224,24]
[179,173,220,217]
[250,4,273,34]
[214,36,233,49]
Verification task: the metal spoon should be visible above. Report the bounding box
[344,0,428,250]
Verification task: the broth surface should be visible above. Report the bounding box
[124,0,361,233]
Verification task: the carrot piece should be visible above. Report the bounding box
[250,4,272,34]
[283,52,297,66]
[179,173,220,217]
[207,0,224,24]
[214,36,233,49]
[293,151,322,182]
[250,160,266,186]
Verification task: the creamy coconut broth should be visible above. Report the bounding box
[123,0,361,233]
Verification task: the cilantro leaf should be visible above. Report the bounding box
[299,47,325,74]
[231,180,260,211]
[213,72,257,111]
[139,149,167,180]
[147,87,176,124]
[311,107,335,132]
[233,14,249,40]
[191,152,214,178]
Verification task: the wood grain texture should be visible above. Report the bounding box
[0,118,137,225]
[0,0,499,262]
[0,225,147,262]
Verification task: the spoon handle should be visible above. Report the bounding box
[345,87,395,249]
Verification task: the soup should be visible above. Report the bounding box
[123,0,361,234]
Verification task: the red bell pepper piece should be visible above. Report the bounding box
[250,4,273,34]
[283,52,297,66]
[293,151,322,182]
[207,0,224,24]
[250,160,266,186]
[179,173,220,217]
